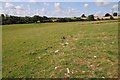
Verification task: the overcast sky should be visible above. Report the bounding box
[0,0,119,17]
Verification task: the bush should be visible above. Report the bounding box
[105,13,111,17]
[87,15,95,21]
[57,18,72,22]
[57,18,67,22]
[113,12,117,16]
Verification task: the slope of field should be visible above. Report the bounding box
[2,20,118,78]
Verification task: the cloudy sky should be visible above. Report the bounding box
[0,0,119,17]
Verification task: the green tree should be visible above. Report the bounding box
[81,14,86,18]
[1,14,5,24]
[113,12,117,16]
[105,13,111,17]
[33,15,41,23]
[88,15,95,21]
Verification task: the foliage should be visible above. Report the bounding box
[105,13,111,17]
[1,13,117,25]
[1,14,49,25]
[56,18,71,22]
[113,12,117,16]
[87,15,95,21]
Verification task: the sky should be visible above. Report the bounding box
[0,0,119,17]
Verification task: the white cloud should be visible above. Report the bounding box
[5,3,14,9]
[43,2,49,6]
[27,4,31,11]
[9,9,31,16]
[15,10,25,15]
[35,4,64,17]
[4,4,31,16]
[14,5,26,15]
[54,2,61,12]
[0,0,3,2]
[95,11,103,16]
[3,3,32,16]
[95,0,110,6]
[54,3,60,7]
[112,4,118,9]
[15,6,22,10]
[5,3,23,10]
[84,4,88,8]
[53,2,81,17]
[67,8,80,17]
[29,0,37,2]
[54,3,63,16]
[41,8,45,12]
[0,8,4,14]
[35,8,47,16]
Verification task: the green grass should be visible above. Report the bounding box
[0,25,2,79]
[2,20,118,78]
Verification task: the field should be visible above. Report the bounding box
[2,20,118,78]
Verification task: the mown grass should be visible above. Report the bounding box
[0,25,2,79]
[2,20,118,78]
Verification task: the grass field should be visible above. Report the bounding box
[2,20,118,78]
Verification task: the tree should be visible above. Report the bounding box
[43,16,48,20]
[113,12,117,16]
[87,15,95,21]
[1,14,5,24]
[81,14,86,18]
[24,16,34,23]
[9,15,18,24]
[105,13,111,17]
[1,14,5,19]
[33,15,40,23]
[57,18,66,22]
[65,18,71,22]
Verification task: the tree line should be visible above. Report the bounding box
[0,12,118,25]
[0,14,50,25]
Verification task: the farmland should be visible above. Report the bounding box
[2,20,118,78]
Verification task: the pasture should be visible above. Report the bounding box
[2,20,118,78]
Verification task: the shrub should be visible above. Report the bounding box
[87,15,95,21]
[113,12,117,16]
[105,13,111,17]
